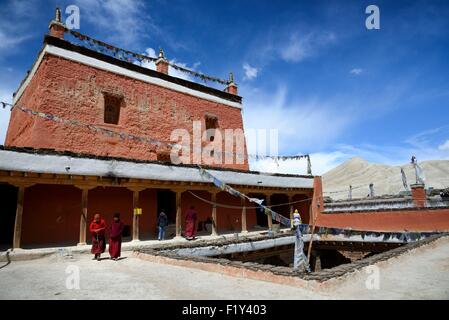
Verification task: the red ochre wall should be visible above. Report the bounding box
[311,177,449,232]
[181,190,212,232]
[269,194,312,225]
[21,185,158,246]
[87,187,157,240]
[180,191,257,234]
[22,184,81,246]
[316,210,449,232]
[292,194,312,225]
[20,185,260,246]
[5,54,248,170]
[216,192,257,232]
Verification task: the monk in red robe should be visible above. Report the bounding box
[109,212,125,260]
[89,213,106,260]
[184,206,198,240]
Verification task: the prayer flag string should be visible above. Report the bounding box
[0,101,444,242]
[198,166,292,227]
[65,29,231,86]
[1,100,313,166]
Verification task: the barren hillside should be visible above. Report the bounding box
[322,157,449,200]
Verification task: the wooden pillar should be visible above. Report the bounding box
[266,193,273,230]
[74,186,96,246]
[289,194,294,229]
[132,190,140,241]
[75,185,96,246]
[11,183,34,249]
[211,191,218,236]
[311,250,322,272]
[12,186,25,249]
[127,187,146,242]
[241,197,248,233]
[173,189,183,239]
[80,189,88,245]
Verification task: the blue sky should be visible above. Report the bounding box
[0,0,449,174]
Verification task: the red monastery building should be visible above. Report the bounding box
[5,21,246,170]
[1,10,448,250]
[0,12,315,249]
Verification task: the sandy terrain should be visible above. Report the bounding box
[0,252,325,300]
[1,236,448,300]
[323,157,449,200]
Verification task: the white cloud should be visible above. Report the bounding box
[281,35,308,62]
[0,0,38,53]
[75,0,153,47]
[242,84,353,153]
[405,126,449,160]
[141,47,199,82]
[243,63,259,80]
[168,60,194,81]
[438,139,449,151]
[241,83,357,175]
[246,118,449,176]
[0,31,31,50]
[249,151,349,175]
[350,68,363,75]
[280,32,337,63]
[140,48,157,70]
[249,133,449,176]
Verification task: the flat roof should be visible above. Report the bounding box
[13,35,242,109]
[0,147,314,189]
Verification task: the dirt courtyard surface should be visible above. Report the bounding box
[1,237,448,300]
[0,252,325,300]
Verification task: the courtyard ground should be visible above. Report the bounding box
[0,236,448,300]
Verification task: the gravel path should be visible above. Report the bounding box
[1,236,448,300]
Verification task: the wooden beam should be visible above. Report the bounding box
[0,171,313,199]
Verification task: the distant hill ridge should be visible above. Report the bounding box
[322,157,449,200]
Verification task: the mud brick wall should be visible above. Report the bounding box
[6,54,248,170]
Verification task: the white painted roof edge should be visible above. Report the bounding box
[0,149,313,189]
[13,45,243,110]
[12,48,47,105]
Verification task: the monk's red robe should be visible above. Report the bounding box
[185,209,197,238]
[109,220,125,259]
[89,219,107,255]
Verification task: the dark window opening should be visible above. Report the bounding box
[104,94,123,124]
[157,151,171,163]
[205,115,218,142]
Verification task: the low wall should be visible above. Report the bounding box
[167,236,296,257]
[317,208,449,232]
[134,233,447,289]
